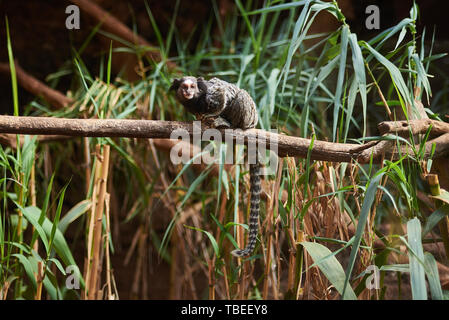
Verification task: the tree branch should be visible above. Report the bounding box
[379,119,449,136]
[0,115,447,163]
[1,58,448,164]
[0,61,73,109]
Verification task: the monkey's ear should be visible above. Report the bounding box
[169,78,181,92]
[197,77,208,92]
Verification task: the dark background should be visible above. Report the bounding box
[0,0,448,299]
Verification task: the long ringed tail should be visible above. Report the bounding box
[231,162,261,257]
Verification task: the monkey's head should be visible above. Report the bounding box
[169,76,199,102]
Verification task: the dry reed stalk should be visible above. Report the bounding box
[169,227,180,299]
[273,161,284,299]
[0,280,12,299]
[30,161,39,253]
[302,249,310,299]
[295,231,305,300]
[17,173,24,239]
[208,258,216,299]
[262,183,277,298]
[269,242,279,299]
[83,147,101,299]
[235,208,244,298]
[132,230,147,298]
[130,231,144,298]
[284,158,297,293]
[184,263,198,299]
[34,261,43,300]
[222,265,231,299]
[274,231,281,299]
[83,137,91,194]
[287,249,295,293]
[215,191,228,248]
[427,174,449,263]
[104,193,114,299]
[86,144,110,299]
[124,226,141,266]
[141,221,149,300]
[240,260,248,299]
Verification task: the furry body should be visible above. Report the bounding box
[170,76,261,257]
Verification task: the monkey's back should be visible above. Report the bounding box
[208,78,258,129]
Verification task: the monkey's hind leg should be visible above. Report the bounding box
[212,116,231,129]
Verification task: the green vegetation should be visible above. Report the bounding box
[1,0,448,300]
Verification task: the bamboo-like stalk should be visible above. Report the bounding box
[1,280,12,300]
[295,231,305,300]
[86,144,110,300]
[222,265,231,300]
[83,148,101,299]
[34,261,43,300]
[14,173,25,299]
[141,221,149,300]
[83,137,91,195]
[273,161,283,299]
[427,174,449,263]
[30,161,38,253]
[208,258,215,300]
[104,193,113,299]
[262,206,273,299]
[16,172,24,238]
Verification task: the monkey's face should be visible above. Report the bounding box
[178,78,198,100]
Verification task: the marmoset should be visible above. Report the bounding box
[170,76,261,257]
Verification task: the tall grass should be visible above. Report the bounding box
[1,0,448,299]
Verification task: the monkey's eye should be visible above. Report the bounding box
[181,83,189,89]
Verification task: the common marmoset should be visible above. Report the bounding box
[170,76,261,257]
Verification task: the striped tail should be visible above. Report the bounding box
[231,162,261,257]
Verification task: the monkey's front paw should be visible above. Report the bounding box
[211,117,231,129]
[202,117,215,128]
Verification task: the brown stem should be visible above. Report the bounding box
[427,174,449,263]
[0,61,73,109]
[87,144,110,299]
[378,119,449,136]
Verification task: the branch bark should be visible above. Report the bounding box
[379,119,449,136]
[1,58,448,163]
[0,115,447,163]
